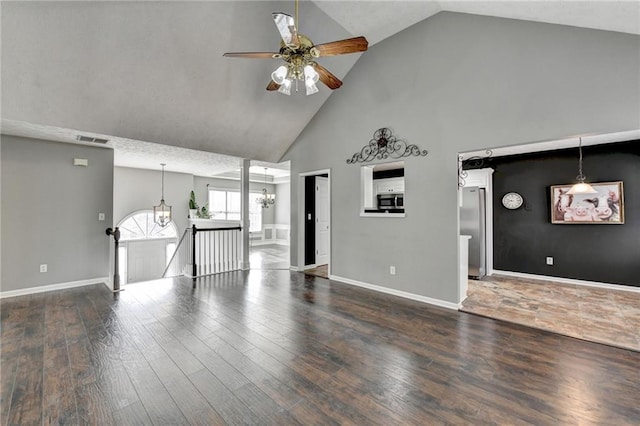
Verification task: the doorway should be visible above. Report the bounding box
[117,210,178,284]
[244,164,291,270]
[298,170,331,278]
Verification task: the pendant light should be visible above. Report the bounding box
[153,163,172,226]
[567,138,597,195]
[256,168,276,208]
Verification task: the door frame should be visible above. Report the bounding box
[297,169,331,275]
[314,176,330,266]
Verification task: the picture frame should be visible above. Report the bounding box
[551,181,624,224]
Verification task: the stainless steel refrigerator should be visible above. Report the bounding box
[460,187,486,279]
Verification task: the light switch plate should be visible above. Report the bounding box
[98,213,105,221]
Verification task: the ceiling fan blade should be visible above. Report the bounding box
[312,63,343,90]
[266,80,280,91]
[313,36,368,57]
[272,13,300,47]
[223,52,280,59]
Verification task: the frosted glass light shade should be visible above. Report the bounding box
[567,182,598,195]
[278,79,292,95]
[305,82,319,96]
[271,65,288,84]
[303,65,319,83]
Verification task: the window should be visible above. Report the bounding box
[118,211,178,241]
[208,189,262,232]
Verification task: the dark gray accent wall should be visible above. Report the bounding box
[283,12,640,303]
[1,135,113,292]
[487,140,639,286]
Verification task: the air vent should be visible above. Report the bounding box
[76,135,109,144]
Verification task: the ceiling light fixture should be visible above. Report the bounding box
[567,137,597,195]
[223,0,368,95]
[269,1,319,97]
[256,168,276,208]
[153,163,172,226]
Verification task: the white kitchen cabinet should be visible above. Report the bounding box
[376,177,404,193]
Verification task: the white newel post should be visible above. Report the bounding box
[240,159,251,270]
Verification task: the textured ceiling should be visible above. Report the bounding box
[2,1,639,173]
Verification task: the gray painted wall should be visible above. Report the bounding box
[114,167,193,234]
[1,136,113,292]
[275,182,291,225]
[114,168,278,235]
[283,12,640,303]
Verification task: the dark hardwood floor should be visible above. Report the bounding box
[2,270,639,425]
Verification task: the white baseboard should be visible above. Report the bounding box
[492,270,640,293]
[329,274,459,310]
[289,266,299,272]
[0,277,110,299]
[251,240,289,247]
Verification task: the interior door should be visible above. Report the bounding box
[127,239,166,283]
[315,176,330,265]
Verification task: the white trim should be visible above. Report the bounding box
[329,274,459,310]
[460,129,640,160]
[360,212,406,218]
[302,264,318,270]
[492,270,640,293]
[250,224,289,246]
[251,240,289,247]
[299,168,331,177]
[289,266,299,272]
[0,277,109,299]
[297,168,331,276]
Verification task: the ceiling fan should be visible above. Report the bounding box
[223,0,368,96]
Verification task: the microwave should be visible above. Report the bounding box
[377,193,404,210]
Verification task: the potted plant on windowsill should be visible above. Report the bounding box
[189,190,199,219]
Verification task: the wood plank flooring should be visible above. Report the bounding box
[2,271,639,425]
[461,274,640,351]
[303,264,329,279]
[249,244,290,270]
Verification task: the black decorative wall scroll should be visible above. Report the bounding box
[458,150,493,187]
[346,128,428,164]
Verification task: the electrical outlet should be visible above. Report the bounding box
[40,264,48,273]
[546,257,554,266]
[390,266,396,275]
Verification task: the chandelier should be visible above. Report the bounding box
[256,168,276,208]
[153,163,172,226]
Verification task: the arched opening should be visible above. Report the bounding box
[117,210,178,284]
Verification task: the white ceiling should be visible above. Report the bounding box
[2,1,638,176]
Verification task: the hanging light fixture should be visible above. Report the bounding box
[269,0,319,97]
[153,163,172,226]
[256,168,276,208]
[567,138,597,195]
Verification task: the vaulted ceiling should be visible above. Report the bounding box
[2,1,638,173]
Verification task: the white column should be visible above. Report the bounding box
[240,159,251,270]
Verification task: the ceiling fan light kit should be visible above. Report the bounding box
[223,0,368,96]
